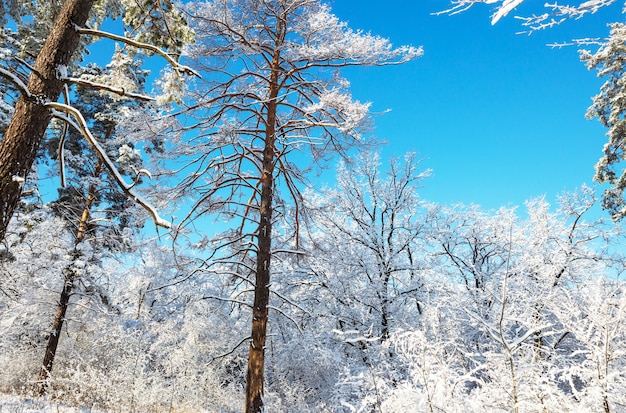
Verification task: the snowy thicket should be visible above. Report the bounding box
[1,160,625,412]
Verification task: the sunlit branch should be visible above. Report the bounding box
[63,77,155,101]
[0,66,31,97]
[46,102,173,230]
[75,26,201,78]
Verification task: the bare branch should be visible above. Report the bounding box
[211,336,251,362]
[201,295,253,308]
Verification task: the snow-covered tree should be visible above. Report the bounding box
[0,0,194,242]
[35,46,165,395]
[166,1,421,410]
[581,23,626,221]
[423,190,622,412]
[304,152,430,342]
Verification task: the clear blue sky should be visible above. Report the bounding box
[327,0,623,211]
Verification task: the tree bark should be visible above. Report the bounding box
[244,44,282,413]
[37,159,101,395]
[0,0,95,242]
[245,163,273,413]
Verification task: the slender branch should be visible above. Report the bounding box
[58,83,70,187]
[270,288,310,315]
[46,102,173,230]
[0,66,31,97]
[75,26,201,78]
[211,336,251,362]
[63,77,155,101]
[268,305,303,333]
[201,295,253,308]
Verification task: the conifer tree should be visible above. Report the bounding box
[175,1,421,410]
[0,0,194,242]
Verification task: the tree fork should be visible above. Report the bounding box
[0,0,95,242]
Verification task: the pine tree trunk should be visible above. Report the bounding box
[245,167,273,413]
[37,160,100,395]
[0,0,95,243]
[36,265,74,395]
[244,46,282,413]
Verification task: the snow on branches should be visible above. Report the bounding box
[582,22,626,220]
[439,0,621,31]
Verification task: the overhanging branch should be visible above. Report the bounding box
[75,26,201,78]
[64,77,155,101]
[46,101,173,230]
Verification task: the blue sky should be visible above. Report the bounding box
[327,0,623,211]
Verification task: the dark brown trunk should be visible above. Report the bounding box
[244,167,273,413]
[37,160,101,395]
[0,0,95,242]
[244,45,282,413]
[36,264,74,395]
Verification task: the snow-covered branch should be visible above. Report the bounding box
[438,0,620,31]
[75,26,201,79]
[63,76,155,101]
[0,67,31,98]
[45,102,173,230]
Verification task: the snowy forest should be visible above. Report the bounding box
[1,0,626,412]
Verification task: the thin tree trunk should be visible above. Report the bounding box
[244,165,273,413]
[0,0,95,243]
[37,160,101,395]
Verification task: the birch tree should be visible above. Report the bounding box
[173,2,422,410]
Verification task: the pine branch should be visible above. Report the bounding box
[0,66,31,97]
[64,77,155,101]
[74,26,201,78]
[46,101,173,230]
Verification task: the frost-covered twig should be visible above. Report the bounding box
[268,305,303,333]
[270,288,311,316]
[437,0,619,32]
[75,26,201,78]
[548,37,607,48]
[201,295,252,307]
[46,102,173,230]
[211,336,251,362]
